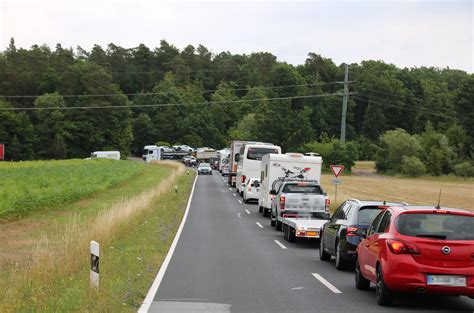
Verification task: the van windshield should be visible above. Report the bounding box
[247,148,278,160]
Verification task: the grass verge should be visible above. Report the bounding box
[0,161,195,312]
[0,159,142,220]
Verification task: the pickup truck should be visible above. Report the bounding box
[270,180,330,232]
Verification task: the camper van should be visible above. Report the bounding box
[142,145,162,163]
[236,143,281,196]
[259,153,323,216]
[90,151,121,160]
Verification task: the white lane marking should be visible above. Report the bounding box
[274,240,287,250]
[245,209,251,215]
[291,287,304,290]
[256,222,263,228]
[139,174,198,312]
[238,213,242,219]
[233,193,237,197]
[311,273,342,294]
[238,200,242,204]
[228,187,232,191]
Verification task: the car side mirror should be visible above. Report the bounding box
[355,228,367,238]
[269,190,276,195]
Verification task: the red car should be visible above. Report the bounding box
[355,205,474,306]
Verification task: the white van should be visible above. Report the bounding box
[218,148,230,173]
[142,145,162,163]
[259,153,323,216]
[91,151,121,160]
[236,143,281,196]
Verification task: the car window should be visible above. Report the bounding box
[367,211,385,236]
[343,205,353,219]
[396,213,474,240]
[282,184,322,194]
[357,206,384,225]
[247,148,278,160]
[376,211,392,233]
[331,203,347,221]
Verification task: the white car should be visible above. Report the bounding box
[243,178,261,203]
[175,145,195,153]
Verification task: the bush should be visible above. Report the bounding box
[155,141,171,147]
[453,161,474,177]
[303,139,358,171]
[375,128,421,173]
[401,156,427,177]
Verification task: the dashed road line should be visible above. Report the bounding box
[228,187,232,191]
[233,193,237,197]
[311,273,342,294]
[245,209,251,215]
[238,200,242,204]
[237,213,242,219]
[256,222,263,228]
[274,240,287,250]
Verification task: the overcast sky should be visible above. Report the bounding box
[1,0,472,72]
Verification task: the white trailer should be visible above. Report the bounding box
[91,151,121,160]
[259,153,323,216]
[280,214,328,242]
[142,145,162,163]
[218,148,230,173]
[228,140,248,187]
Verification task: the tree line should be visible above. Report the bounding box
[0,38,472,175]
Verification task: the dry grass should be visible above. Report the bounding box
[322,173,474,211]
[0,161,186,312]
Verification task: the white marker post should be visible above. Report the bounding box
[90,241,100,289]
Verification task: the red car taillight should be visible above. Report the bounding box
[280,196,286,210]
[387,239,420,255]
[325,198,330,213]
[346,227,359,236]
[242,175,246,183]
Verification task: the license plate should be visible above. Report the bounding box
[306,231,319,237]
[426,275,466,287]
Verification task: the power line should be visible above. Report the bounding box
[0,92,342,111]
[1,81,344,99]
[353,95,455,119]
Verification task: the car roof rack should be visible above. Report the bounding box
[281,178,320,183]
[347,198,361,204]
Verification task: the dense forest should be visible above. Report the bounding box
[0,38,472,175]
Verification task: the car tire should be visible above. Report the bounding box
[270,211,276,226]
[376,265,394,306]
[335,241,349,271]
[288,227,295,242]
[319,234,331,261]
[283,225,289,241]
[355,259,370,290]
[258,206,263,213]
[275,220,282,231]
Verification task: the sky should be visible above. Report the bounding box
[1,0,472,72]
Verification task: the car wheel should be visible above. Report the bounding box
[319,234,331,261]
[258,206,263,213]
[335,241,349,271]
[288,227,295,242]
[355,259,370,290]
[376,265,394,306]
[275,219,282,231]
[270,211,276,226]
[283,225,289,241]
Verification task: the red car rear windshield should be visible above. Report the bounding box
[396,213,474,240]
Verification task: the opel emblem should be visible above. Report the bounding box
[441,246,451,255]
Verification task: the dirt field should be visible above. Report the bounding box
[322,162,473,211]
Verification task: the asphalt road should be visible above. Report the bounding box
[147,172,474,313]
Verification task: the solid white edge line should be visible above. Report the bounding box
[274,239,287,250]
[245,209,251,215]
[311,273,342,294]
[256,222,263,228]
[138,174,198,313]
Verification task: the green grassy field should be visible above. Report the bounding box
[0,160,193,312]
[0,159,142,220]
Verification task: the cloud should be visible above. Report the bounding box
[1,0,472,72]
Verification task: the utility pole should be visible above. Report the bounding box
[340,64,349,143]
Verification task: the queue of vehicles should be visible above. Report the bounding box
[209,139,474,307]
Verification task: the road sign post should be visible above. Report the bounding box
[330,165,345,204]
[90,241,99,289]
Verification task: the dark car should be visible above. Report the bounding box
[319,199,407,270]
